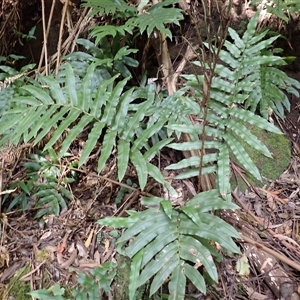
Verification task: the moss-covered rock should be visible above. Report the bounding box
[231,125,291,191]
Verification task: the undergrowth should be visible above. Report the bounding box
[3,150,75,218]
[0,0,299,299]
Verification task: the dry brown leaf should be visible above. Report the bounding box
[76,239,88,258]
[0,247,9,268]
[259,187,288,204]
[274,234,300,249]
[267,194,276,210]
[40,231,52,240]
[84,228,94,248]
[94,251,101,264]
[60,250,78,269]
[254,201,262,216]
[103,239,110,255]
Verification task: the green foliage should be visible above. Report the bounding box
[98,193,240,299]
[85,0,183,43]
[0,61,187,191]
[126,0,183,39]
[204,11,300,119]
[82,0,136,16]
[1,4,298,300]
[28,263,117,300]
[217,12,299,119]
[169,11,296,199]
[13,26,37,41]
[115,178,137,204]
[93,11,297,298]
[0,62,35,118]
[64,38,138,77]
[251,0,300,22]
[3,150,74,218]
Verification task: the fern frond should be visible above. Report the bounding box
[98,199,240,298]
[64,38,138,78]
[83,0,135,16]
[176,11,295,187]
[131,0,183,39]
[91,24,133,45]
[214,11,300,118]
[1,62,176,191]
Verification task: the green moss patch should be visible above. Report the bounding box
[231,125,291,191]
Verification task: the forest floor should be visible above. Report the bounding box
[0,1,300,299]
[0,74,299,300]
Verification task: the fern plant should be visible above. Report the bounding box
[217,17,300,119]
[95,12,298,299]
[3,150,74,218]
[168,11,297,193]
[63,38,139,78]
[98,193,240,299]
[28,262,117,300]
[1,3,298,299]
[0,62,184,192]
[85,0,183,43]
[251,0,300,22]
[0,62,35,117]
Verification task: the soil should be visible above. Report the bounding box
[1,0,300,299]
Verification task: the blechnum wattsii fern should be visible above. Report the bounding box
[170,11,300,202]
[98,12,299,299]
[0,2,299,298]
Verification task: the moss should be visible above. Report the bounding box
[231,125,291,191]
[6,264,31,300]
[35,249,52,262]
[111,255,131,300]
[111,254,146,300]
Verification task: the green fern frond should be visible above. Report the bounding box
[83,0,135,16]
[90,24,133,45]
[130,0,183,39]
[89,0,183,43]
[212,11,300,119]
[64,38,138,78]
[176,10,295,184]
[98,196,240,299]
[0,62,175,191]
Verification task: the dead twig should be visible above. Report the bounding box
[240,233,300,272]
[41,0,49,75]
[55,0,69,75]
[233,191,300,257]
[38,0,56,72]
